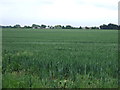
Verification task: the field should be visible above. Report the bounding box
[2,28,118,88]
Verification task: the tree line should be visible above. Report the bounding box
[0,23,119,30]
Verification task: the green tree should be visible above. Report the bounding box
[91,27,99,29]
[32,24,40,29]
[65,25,73,29]
[79,26,82,29]
[54,25,62,29]
[85,26,90,29]
[13,24,21,28]
[41,24,46,29]
[24,25,31,28]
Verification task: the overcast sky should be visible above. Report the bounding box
[0,0,119,27]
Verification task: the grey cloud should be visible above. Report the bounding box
[0,0,118,26]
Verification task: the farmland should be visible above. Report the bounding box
[2,28,118,88]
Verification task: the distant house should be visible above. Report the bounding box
[32,26,40,29]
[46,27,50,29]
[82,27,85,29]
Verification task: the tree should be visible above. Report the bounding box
[24,25,31,28]
[62,26,65,29]
[100,24,108,29]
[1,25,13,28]
[85,26,90,29]
[54,25,62,29]
[32,24,40,29]
[13,24,21,28]
[107,23,118,30]
[41,24,46,29]
[100,23,118,30]
[65,25,73,29]
[50,26,54,29]
[91,27,99,29]
[79,26,82,29]
[47,25,50,29]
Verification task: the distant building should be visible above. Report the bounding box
[32,26,40,29]
[46,26,50,29]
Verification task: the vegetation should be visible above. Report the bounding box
[100,23,118,30]
[0,23,119,30]
[2,28,118,88]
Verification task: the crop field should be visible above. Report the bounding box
[2,28,118,88]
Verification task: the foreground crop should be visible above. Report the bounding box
[2,29,118,88]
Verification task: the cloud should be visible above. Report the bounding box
[0,0,118,26]
[76,0,118,9]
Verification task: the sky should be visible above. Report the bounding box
[0,0,119,27]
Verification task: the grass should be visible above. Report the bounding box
[2,28,118,88]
